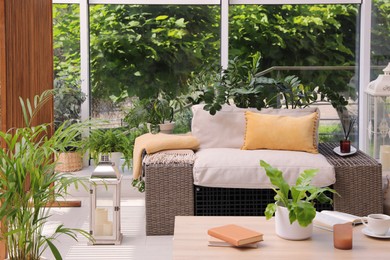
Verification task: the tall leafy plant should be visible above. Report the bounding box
[0,90,91,260]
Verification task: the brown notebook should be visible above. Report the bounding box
[207,224,263,246]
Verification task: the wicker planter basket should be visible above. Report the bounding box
[55,151,83,172]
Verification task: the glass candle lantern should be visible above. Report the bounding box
[89,158,122,245]
[365,62,390,168]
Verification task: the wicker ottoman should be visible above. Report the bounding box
[144,151,195,235]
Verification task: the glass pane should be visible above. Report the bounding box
[89,4,220,128]
[53,4,84,129]
[95,185,115,236]
[370,0,390,80]
[367,0,390,160]
[229,4,359,144]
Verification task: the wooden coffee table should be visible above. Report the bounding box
[173,216,390,259]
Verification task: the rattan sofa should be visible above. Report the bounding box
[143,142,382,235]
[142,105,383,235]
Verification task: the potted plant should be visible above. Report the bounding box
[0,90,92,259]
[87,127,133,171]
[124,92,175,134]
[53,78,86,172]
[260,160,337,240]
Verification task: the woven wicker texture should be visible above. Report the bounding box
[55,152,83,172]
[144,153,194,236]
[143,142,383,235]
[319,142,383,216]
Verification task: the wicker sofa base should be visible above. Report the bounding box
[194,186,333,216]
[144,143,383,235]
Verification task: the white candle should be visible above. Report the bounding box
[103,221,113,236]
[95,224,104,236]
[380,145,390,171]
[95,208,108,224]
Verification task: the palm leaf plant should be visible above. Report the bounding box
[0,90,92,260]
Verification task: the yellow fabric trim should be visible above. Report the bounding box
[241,111,319,153]
[132,133,199,179]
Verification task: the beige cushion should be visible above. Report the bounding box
[242,111,319,153]
[191,104,253,149]
[191,104,320,149]
[193,148,335,189]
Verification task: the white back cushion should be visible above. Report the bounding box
[191,104,250,149]
[191,104,320,149]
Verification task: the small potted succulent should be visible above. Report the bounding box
[261,160,337,240]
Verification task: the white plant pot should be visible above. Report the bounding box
[109,152,122,170]
[158,122,175,134]
[275,204,313,240]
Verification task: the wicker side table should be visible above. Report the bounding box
[143,151,195,235]
[319,143,383,216]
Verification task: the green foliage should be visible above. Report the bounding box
[0,90,92,260]
[186,54,333,114]
[52,3,389,115]
[260,160,337,227]
[87,127,138,170]
[131,178,145,193]
[53,78,86,129]
[88,5,220,103]
[53,4,81,84]
[123,92,175,129]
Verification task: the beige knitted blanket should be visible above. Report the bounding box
[132,133,199,179]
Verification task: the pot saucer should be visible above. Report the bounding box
[333,146,357,156]
[362,227,390,239]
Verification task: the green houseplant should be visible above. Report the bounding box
[53,79,87,172]
[87,128,134,171]
[260,160,337,240]
[0,90,91,260]
[124,92,175,134]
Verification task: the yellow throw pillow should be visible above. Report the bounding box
[241,111,319,153]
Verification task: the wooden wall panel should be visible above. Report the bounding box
[0,0,53,258]
[0,0,53,131]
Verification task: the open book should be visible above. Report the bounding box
[313,210,361,231]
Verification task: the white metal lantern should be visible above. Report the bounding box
[365,62,390,170]
[89,156,122,245]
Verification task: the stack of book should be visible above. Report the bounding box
[207,224,263,248]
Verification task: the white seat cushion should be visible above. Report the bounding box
[193,148,335,189]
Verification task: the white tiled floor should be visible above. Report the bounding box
[42,177,173,260]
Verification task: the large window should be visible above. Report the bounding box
[52,0,390,151]
[229,4,359,142]
[89,4,220,126]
